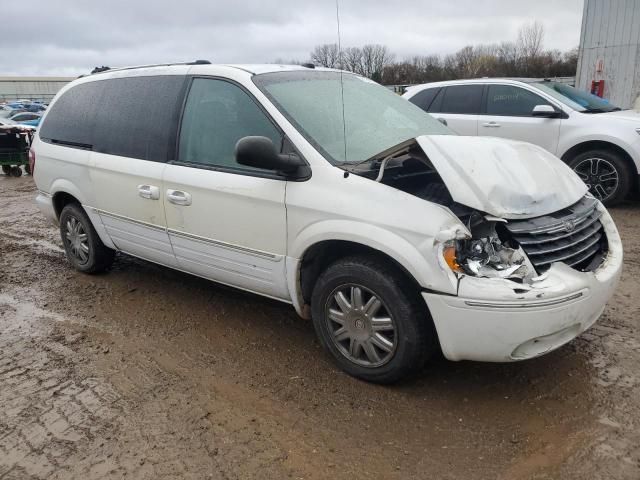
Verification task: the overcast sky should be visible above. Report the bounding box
[1,0,583,76]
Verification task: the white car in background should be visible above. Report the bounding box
[403,79,640,205]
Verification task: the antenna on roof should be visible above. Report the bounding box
[336,0,347,163]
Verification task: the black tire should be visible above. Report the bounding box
[10,166,22,177]
[24,163,31,175]
[1,165,10,175]
[311,255,438,384]
[567,149,633,206]
[59,203,115,273]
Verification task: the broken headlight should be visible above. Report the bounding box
[442,213,531,281]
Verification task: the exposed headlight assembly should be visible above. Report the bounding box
[442,213,531,281]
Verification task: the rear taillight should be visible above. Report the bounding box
[28,148,36,176]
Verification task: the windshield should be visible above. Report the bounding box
[253,71,451,164]
[533,81,621,113]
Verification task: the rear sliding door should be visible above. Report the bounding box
[89,75,186,267]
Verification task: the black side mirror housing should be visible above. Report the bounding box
[235,136,304,174]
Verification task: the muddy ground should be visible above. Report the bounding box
[0,174,638,480]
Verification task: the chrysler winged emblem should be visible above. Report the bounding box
[562,219,576,232]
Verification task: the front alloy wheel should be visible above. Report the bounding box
[311,256,438,383]
[325,284,397,367]
[573,157,619,202]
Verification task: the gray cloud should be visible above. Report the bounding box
[0,0,583,76]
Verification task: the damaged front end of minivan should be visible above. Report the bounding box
[345,134,623,362]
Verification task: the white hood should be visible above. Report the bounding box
[417,135,587,219]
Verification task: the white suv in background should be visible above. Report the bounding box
[31,63,622,383]
[403,79,640,205]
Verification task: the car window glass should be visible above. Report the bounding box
[40,76,184,161]
[408,88,440,112]
[178,78,282,171]
[439,85,483,114]
[92,76,185,161]
[486,85,552,116]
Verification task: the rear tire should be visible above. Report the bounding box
[10,166,22,177]
[567,149,632,206]
[311,255,437,384]
[1,165,10,175]
[59,203,115,273]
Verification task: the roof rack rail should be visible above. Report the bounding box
[90,60,212,75]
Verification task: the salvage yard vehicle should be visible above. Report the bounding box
[403,78,640,206]
[31,63,623,383]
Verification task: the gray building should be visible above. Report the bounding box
[0,77,74,103]
[576,0,640,109]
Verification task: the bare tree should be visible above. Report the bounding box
[310,44,341,68]
[343,47,363,74]
[360,44,395,80]
[306,21,578,86]
[517,21,545,74]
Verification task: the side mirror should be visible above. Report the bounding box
[532,104,559,118]
[235,136,303,174]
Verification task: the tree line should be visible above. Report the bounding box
[306,22,578,85]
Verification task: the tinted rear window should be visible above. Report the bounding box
[436,85,484,114]
[40,76,185,161]
[408,87,440,111]
[39,82,98,148]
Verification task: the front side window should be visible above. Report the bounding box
[253,71,451,164]
[486,85,552,116]
[178,78,282,170]
[437,85,484,114]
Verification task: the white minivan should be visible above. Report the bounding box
[403,79,640,206]
[32,63,623,383]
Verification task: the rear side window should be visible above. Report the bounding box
[486,85,552,116]
[408,88,440,112]
[178,78,282,172]
[39,82,98,147]
[39,76,185,161]
[436,85,484,114]
[92,76,184,161]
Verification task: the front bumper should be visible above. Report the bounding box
[423,206,623,362]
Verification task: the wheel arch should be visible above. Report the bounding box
[561,140,639,178]
[287,221,458,319]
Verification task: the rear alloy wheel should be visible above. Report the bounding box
[59,203,115,273]
[568,149,632,206]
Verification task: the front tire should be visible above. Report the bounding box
[311,256,437,384]
[567,149,632,206]
[59,203,115,273]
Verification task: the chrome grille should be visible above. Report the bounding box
[505,196,608,273]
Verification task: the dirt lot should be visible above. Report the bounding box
[0,174,639,480]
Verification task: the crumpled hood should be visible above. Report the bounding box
[417,135,587,219]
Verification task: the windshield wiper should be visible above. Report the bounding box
[582,107,620,113]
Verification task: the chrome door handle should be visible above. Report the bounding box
[138,184,160,200]
[482,122,501,128]
[166,189,192,206]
